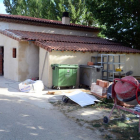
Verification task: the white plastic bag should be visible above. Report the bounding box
[33,80,44,92]
[19,79,44,92]
[19,79,35,92]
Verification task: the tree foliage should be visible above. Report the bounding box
[3,0,96,25]
[3,0,56,19]
[87,0,140,49]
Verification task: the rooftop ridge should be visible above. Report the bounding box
[0,14,99,30]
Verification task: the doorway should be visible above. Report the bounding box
[0,47,4,75]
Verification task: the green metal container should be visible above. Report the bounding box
[51,64,78,89]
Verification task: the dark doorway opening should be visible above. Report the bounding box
[0,47,4,75]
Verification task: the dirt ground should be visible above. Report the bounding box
[48,89,140,140]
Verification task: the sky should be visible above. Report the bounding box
[0,0,7,14]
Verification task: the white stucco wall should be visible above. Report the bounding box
[0,22,98,37]
[39,48,49,88]
[0,35,39,81]
[0,34,18,81]
[125,53,140,76]
[39,50,99,88]
[39,50,140,88]
[18,42,39,81]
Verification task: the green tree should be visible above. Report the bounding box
[3,0,96,26]
[41,0,57,20]
[68,0,85,24]
[87,0,140,49]
[55,0,68,21]
[3,0,56,19]
[55,0,88,24]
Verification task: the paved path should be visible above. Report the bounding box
[0,77,103,140]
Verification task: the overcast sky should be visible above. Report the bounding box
[0,0,7,14]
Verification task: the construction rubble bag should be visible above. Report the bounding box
[19,79,44,92]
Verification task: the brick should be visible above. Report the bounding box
[91,83,107,97]
[99,80,109,88]
[87,62,94,66]
[96,79,102,85]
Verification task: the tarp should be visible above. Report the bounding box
[63,91,100,107]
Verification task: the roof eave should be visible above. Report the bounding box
[0,16,100,32]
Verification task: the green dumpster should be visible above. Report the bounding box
[51,64,78,89]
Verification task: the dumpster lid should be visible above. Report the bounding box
[79,65,102,68]
[51,64,78,68]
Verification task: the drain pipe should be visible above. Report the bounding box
[41,51,48,80]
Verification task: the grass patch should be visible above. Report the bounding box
[104,134,113,140]
[93,98,114,109]
[111,123,140,140]
[92,111,140,140]
[89,99,140,140]
[92,123,102,127]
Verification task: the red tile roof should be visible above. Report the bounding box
[0,29,118,45]
[0,29,140,53]
[0,14,99,31]
[34,41,140,53]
